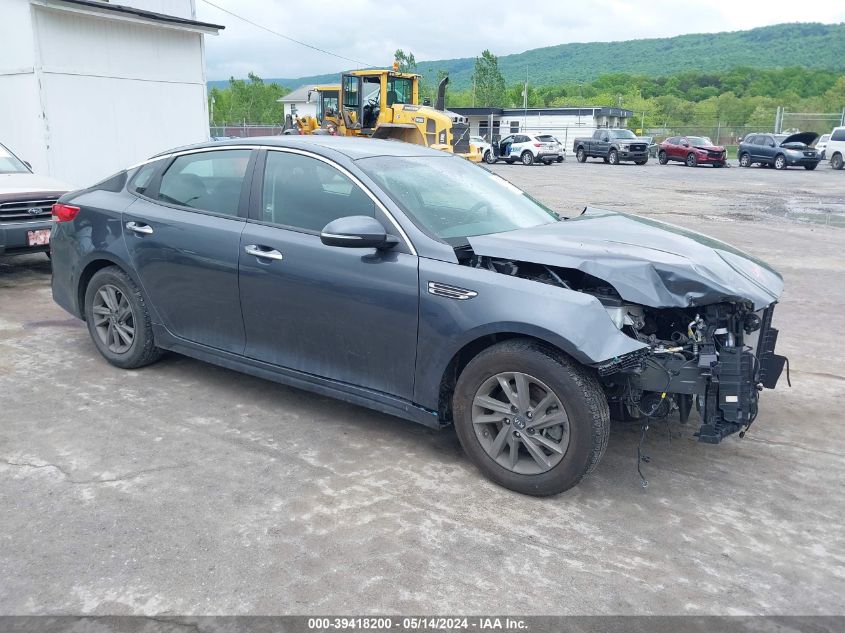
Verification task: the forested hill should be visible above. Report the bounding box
[208,22,845,91]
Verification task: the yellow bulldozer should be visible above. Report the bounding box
[288,66,481,161]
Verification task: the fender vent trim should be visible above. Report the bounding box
[428,281,477,300]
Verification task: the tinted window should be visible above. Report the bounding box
[261,151,375,232]
[536,135,556,142]
[129,161,161,195]
[609,129,637,140]
[158,150,250,216]
[832,129,845,141]
[749,135,763,145]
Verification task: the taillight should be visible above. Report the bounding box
[52,203,80,222]
[533,143,541,147]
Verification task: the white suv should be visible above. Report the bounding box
[485,133,562,166]
[826,127,845,170]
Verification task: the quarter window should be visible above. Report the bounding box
[129,161,161,195]
[261,152,375,233]
[157,150,251,216]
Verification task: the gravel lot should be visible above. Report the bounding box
[1,158,843,616]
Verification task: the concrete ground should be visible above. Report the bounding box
[1,158,843,616]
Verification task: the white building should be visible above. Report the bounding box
[279,85,319,120]
[451,106,634,154]
[0,0,223,187]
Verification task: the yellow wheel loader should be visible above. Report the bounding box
[290,67,480,162]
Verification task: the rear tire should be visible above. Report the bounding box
[607,149,619,165]
[521,151,534,166]
[831,153,843,170]
[658,150,668,165]
[84,266,162,369]
[686,152,698,167]
[739,152,751,167]
[453,339,610,496]
[576,147,587,163]
[774,154,787,170]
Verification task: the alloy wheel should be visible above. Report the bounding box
[92,284,136,354]
[472,372,570,475]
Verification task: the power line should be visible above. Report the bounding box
[198,0,372,68]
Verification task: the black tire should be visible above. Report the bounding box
[521,151,534,166]
[739,152,751,167]
[83,266,162,369]
[658,150,668,165]
[607,149,619,165]
[484,150,496,165]
[832,153,844,170]
[635,158,648,165]
[773,154,787,170]
[453,339,610,496]
[686,152,698,167]
[804,164,817,170]
[576,147,587,163]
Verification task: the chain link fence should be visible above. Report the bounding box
[210,124,286,139]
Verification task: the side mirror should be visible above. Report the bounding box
[320,215,398,249]
[681,140,689,147]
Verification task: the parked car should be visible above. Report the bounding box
[815,133,831,159]
[484,133,560,166]
[0,141,71,258]
[658,136,727,167]
[824,127,845,170]
[640,136,659,158]
[738,132,821,170]
[573,129,649,165]
[51,136,787,496]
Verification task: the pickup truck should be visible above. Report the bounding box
[573,129,649,165]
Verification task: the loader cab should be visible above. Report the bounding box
[310,85,339,124]
[341,71,420,133]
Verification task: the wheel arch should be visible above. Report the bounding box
[76,254,145,321]
[434,328,590,425]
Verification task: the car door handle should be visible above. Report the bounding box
[244,244,284,261]
[125,221,153,235]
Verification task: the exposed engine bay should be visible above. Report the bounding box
[461,253,789,444]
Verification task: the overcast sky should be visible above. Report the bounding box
[196,0,845,80]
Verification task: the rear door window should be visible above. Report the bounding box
[157,149,252,216]
[832,129,845,141]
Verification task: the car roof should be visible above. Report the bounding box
[151,135,448,161]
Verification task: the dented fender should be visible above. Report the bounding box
[413,257,647,411]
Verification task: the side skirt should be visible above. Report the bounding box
[152,325,443,429]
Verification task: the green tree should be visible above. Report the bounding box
[471,50,506,107]
[208,73,290,125]
[394,49,417,73]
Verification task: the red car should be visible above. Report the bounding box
[658,136,727,167]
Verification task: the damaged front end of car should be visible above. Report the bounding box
[465,207,789,443]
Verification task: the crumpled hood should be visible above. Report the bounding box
[0,172,73,195]
[467,208,783,310]
[692,143,725,151]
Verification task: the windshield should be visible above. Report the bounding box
[609,129,637,140]
[686,136,713,146]
[357,155,559,244]
[0,143,30,174]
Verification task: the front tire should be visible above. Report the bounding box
[521,151,534,166]
[832,153,844,170]
[686,152,698,167]
[607,149,619,165]
[774,154,787,170]
[84,266,162,369]
[658,150,668,165]
[739,152,751,167]
[576,147,587,163]
[484,150,496,165]
[453,339,610,496]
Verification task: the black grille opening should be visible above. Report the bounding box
[451,122,470,155]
